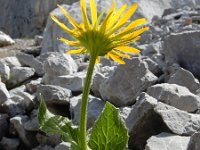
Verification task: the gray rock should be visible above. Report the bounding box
[10,115,38,147]
[16,52,44,75]
[163,30,200,78]
[145,132,190,150]
[8,67,35,86]
[120,107,132,120]
[55,142,70,150]
[126,93,168,149]
[9,85,26,97]
[147,83,200,112]
[26,78,42,94]
[0,61,10,83]
[32,145,54,150]
[36,133,61,147]
[0,81,10,105]
[0,114,9,140]
[70,95,105,128]
[99,58,157,106]
[188,132,200,150]
[142,56,162,76]
[11,91,34,112]
[91,66,115,97]
[0,137,20,150]
[34,35,43,46]
[0,0,77,38]
[1,99,26,117]
[43,71,86,92]
[23,110,39,131]
[167,67,200,93]
[154,102,200,135]
[41,4,73,54]
[43,52,77,76]
[37,84,71,105]
[0,31,15,47]
[0,57,21,68]
[41,0,197,53]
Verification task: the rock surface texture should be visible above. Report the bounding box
[1,1,200,150]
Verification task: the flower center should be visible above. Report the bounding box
[78,30,113,57]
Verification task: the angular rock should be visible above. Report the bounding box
[34,35,43,46]
[0,31,15,47]
[154,102,200,135]
[23,110,39,131]
[0,61,10,83]
[0,0,76,38]
[8,67,35,86]
[1,99,26,117]
[0,81,10,105]
[126,93,169,149]
[43,52,77,76]
[43,71,86,92]
[147,83,200,112]
[99,58,157,106]
[26,78,42,94]
[37,84,71,105]
[11,91,35,112]
[145,132,190,150]
[0,137,20,150]
[167,67,200,93]
[0,114,9,140]
[55,142,70,150]
[9,85,26,97]
[91,66,115,97]
[0,57,21,68]
[10,115,38,148]
[188,132,200,150]
[142,56,162,76]
[16,52,44,75]
[70,95,105,128]
[163,30,200,78]
[32,145,54,150]
[36,133,61,147]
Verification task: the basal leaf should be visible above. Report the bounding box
[38,95,79,148]
[88,101,129,150]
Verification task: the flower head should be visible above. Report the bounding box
[51,0,149,64]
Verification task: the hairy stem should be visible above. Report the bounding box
[79,55,97,150]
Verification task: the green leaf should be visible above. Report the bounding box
[88,102,129,150]
[38,95,80,149]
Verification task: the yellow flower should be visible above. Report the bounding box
[51,0,149,64]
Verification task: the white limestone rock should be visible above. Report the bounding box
[99,58,157,106]
[145,132,190,150]
[147,83,200,112]
[154,102,200,135]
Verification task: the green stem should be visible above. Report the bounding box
[79,55,97,150]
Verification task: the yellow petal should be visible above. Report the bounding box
[115,46,140,54]
[115,36,141,46]
[106,4,127,30]
[114,18,147,39]
[51,15,74,36]
[99,2,115,33]
[95,56,100,64]
[112,50,130,59]
[80,0,90,29]
[66,48,85,55]
[57,5,79,29]
[108,52,125,64]
[108,3,138,35]
[90,0,97,26]
[59,38,80,46]
[121,26,149,40]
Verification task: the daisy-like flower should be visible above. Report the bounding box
[51,0,149,64]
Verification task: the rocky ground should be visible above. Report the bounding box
[1,0,200,150]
